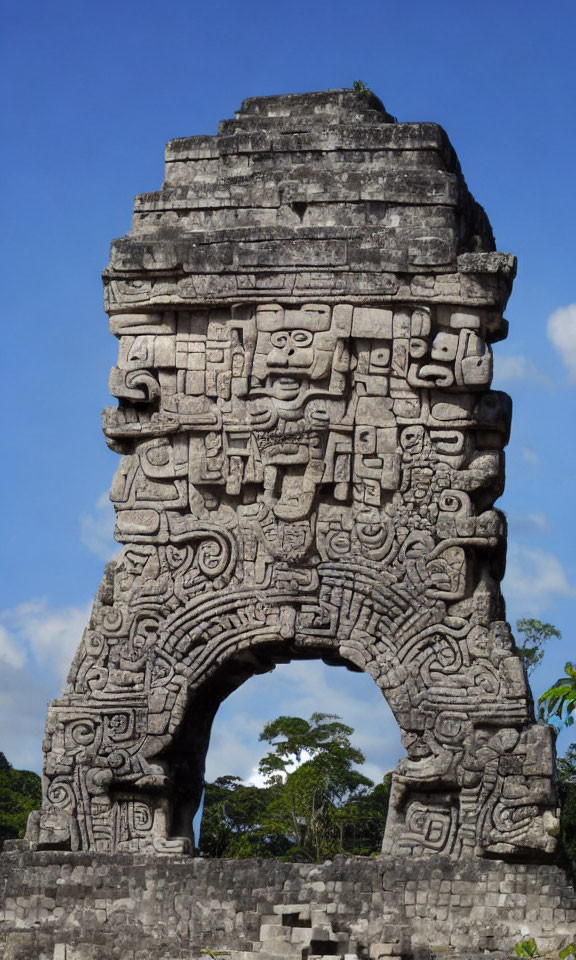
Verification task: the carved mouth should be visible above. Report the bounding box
[271,377,302,399]
[254,427,323,455]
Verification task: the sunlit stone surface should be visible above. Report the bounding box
[28,90,559,861]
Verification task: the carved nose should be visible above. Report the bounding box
[267,348,289,366]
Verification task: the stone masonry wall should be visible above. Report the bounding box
[1,852,575,960]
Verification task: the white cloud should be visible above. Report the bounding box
[20,603,91,681]
[526,512,549,532]
[521,445,540,465]
[245,767,268,788]
[205,711,268,783]
[0,663,52,772]
[509,512,549,536]
[504,543,575,614]
[547,304,576,381]
[0,599,93,771]
[0,599,91,683]
[0,623,27,669]
[80,492,117,561]
[494,353,548,385]
[245,749,314,788]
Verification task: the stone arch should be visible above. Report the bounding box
[159,572,555,861]
[33,554,556,860]
[28,90,559,861]
[162,635,390,848]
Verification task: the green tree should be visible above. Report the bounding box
[199,714,391,861]
[198,775,288,858]
[257,713,378,861]
[515,618,561,676]
[558,744,576,781]
[539,664,576,869]
[336,775,391,855]
[0,752,41,848]
[555,744,576,869]
[258,712,366,783]
[516,614,576,869]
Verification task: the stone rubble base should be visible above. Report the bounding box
[1,852,575,960]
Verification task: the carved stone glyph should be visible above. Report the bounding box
[28,90,559,859]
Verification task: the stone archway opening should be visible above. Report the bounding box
[163,646,403,852]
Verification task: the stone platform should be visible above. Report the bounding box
[1,852,575,960]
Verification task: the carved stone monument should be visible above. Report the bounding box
[28,89,559,862]
[3,88,575,960]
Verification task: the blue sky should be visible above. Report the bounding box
[1,0,575,783]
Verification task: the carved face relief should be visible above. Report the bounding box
[233,303,348,525]
[250,303,339,406]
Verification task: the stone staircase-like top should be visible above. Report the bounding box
[221,901,352,960]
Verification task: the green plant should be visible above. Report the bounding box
[539,662,576,727]
[514,940,540,958]
[353,80,372,97]
[511,940,576,960]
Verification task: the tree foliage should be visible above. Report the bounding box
[515,618,561,676]
[199,714,390,861]
[538,656,576,870]
[557,744,576,868]
[515,618,575,869]
[0,752,41,847]
[258,712,365,783]
[539,662,576,727]
[198,775,289,859]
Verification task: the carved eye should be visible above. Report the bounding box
[146,442,170,466]
[441,494,460,512]
[291,329,313,347]
[402,428,422,449]
[270,331,289,348]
